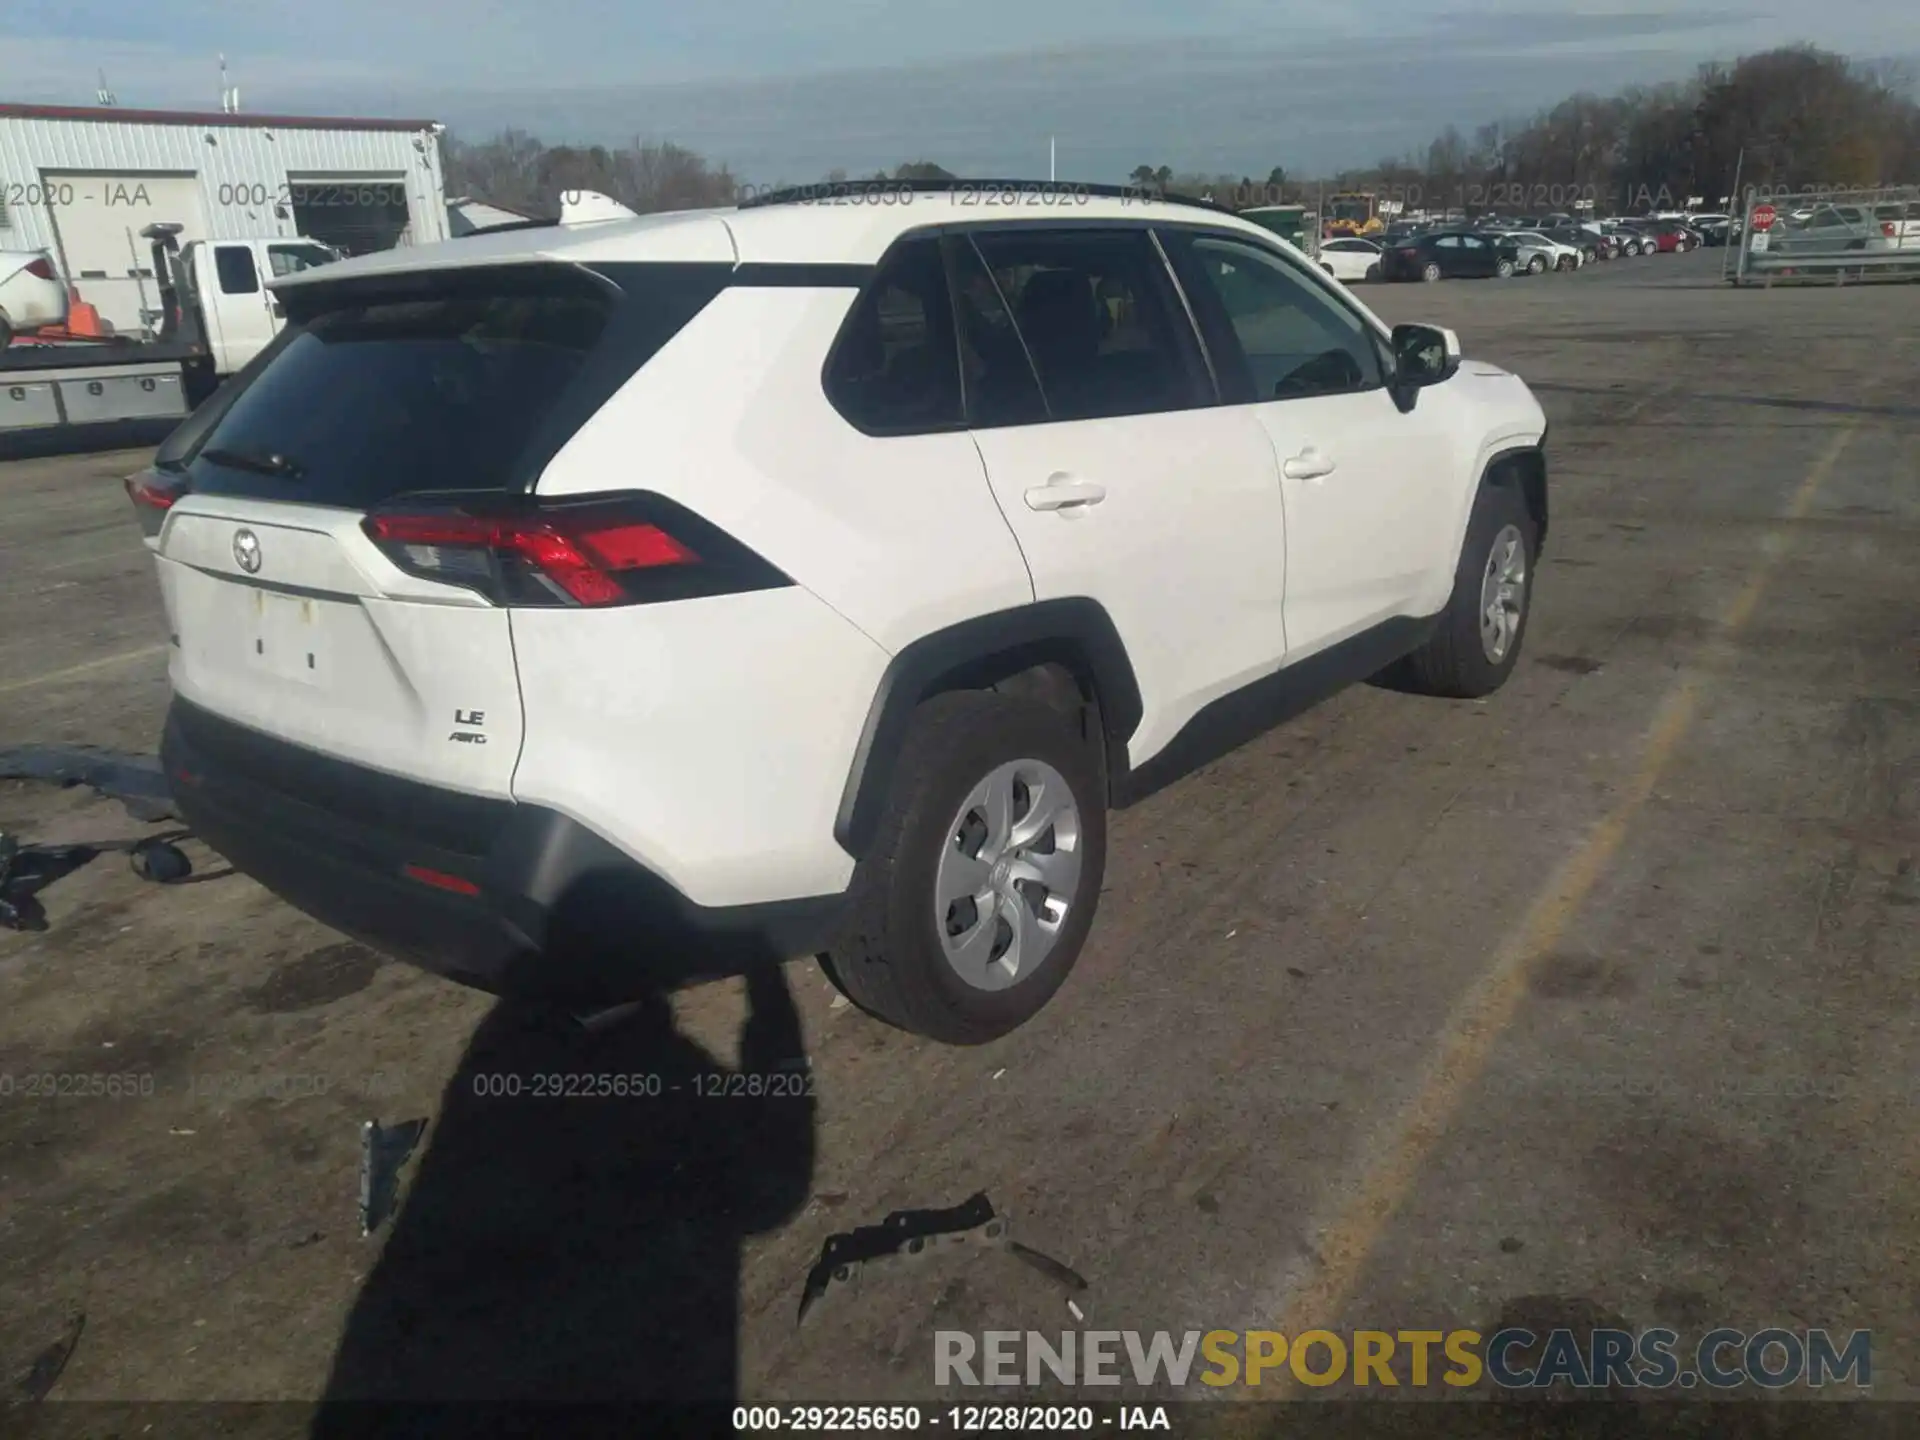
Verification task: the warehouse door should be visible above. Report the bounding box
[286,174,412,256]
[43,171,210,336]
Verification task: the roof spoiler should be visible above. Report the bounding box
[560,190,639,225]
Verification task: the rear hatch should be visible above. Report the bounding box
[147,258,731,796]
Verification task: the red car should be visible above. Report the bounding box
[1645,222,1697,253]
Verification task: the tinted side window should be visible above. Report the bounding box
[824,238,963,436]
[969,228,1208,422]
[215,245,260,294]
[1167,232,1383,403]
[947,235,1048,428]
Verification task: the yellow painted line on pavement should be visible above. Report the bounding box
[1260,420,1859,1395]
[0,642,167,697]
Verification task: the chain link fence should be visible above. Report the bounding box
[1729,184,1920,285]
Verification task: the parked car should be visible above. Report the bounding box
[1642,221,1698,253]
[1692,217,1734,247]
[0,248,70,348]
[133,181,1548,1043]
[1316,236,1384,283]
[1381,229,1522,281]
[1608,223,1657,256]
[1768,205,1898,255]
[1538,226,1604,263]
[1870,202,1920,248]
[1501,230,1582,273]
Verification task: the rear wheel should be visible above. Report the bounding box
[1364,262,1381,282]
[1422,261,1443,283]
[822,691,1108,1044]
[1527,255,1547,275]
[1396,481,1538,699]
[1496,258,1516,278]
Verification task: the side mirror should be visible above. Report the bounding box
[1390,323,1461,389]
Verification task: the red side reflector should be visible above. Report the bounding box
[402,863,482,897]
[25,257,57,281]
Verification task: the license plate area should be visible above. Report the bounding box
[246,589,326,685]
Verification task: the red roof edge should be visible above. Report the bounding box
[0,102,439,132]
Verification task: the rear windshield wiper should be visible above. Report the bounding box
[199,447,306,479]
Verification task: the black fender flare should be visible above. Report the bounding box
[1483,436,1548,554]
[833,599,1143,859]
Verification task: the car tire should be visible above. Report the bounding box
[1364,262,1381,282]
[1583,248,1596,264]
[1496,258,1516,278]
[1422,261,1443,282]
[822,690,1108,1044]
[1527,255,1547,274]
[1395,480,1538,700]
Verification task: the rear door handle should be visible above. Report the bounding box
[1024,475,1107,511]
[1282,448,1337,481]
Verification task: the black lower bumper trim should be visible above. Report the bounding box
[162,699,845,1003]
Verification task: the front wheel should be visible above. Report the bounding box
[822,691,1108,1044]
[1363,262,1381,282]
[1496,258,1516,278]
[1395,482,1538,699]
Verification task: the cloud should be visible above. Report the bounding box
[4,0,1918,180]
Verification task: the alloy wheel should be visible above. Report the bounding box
[1479,524,1528,664]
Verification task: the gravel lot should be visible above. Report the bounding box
[2,250,1916,1430]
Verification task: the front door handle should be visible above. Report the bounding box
[1024,475,1107,511]
[1282,448,1337,481]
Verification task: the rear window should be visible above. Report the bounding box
[181,264,726,508]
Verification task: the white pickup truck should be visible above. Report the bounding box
[1,228,340,437]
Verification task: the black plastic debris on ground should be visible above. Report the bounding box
[0,830,194,931]
[0,744,178,822]
[797,1192,1087,1324]
[0,746,197,930]
[360,1119,429,1237]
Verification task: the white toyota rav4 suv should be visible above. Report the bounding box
[131,180,1548,1044]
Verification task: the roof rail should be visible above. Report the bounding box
[736,178,1231,214]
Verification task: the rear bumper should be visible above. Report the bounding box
[162,698,845,1003]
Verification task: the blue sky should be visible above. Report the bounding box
[3,1,1916,182]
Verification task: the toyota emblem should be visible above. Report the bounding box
[233,528,262,574]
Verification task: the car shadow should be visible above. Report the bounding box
[309,961,815,1437]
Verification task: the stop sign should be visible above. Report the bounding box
[1751,203,1777,232]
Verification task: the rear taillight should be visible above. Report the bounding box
[1883,222,1897,238]
[361,492,789,609]
[125,470,185,539]
[24,257,56,281]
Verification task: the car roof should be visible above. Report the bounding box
[272,191,1293,289]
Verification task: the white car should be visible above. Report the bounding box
[0,248,69,347]
[1316,236,1383,283]
[1502,231,1582,273]
[136,180,1549,1043]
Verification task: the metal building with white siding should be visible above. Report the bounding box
[0,103,449,334]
